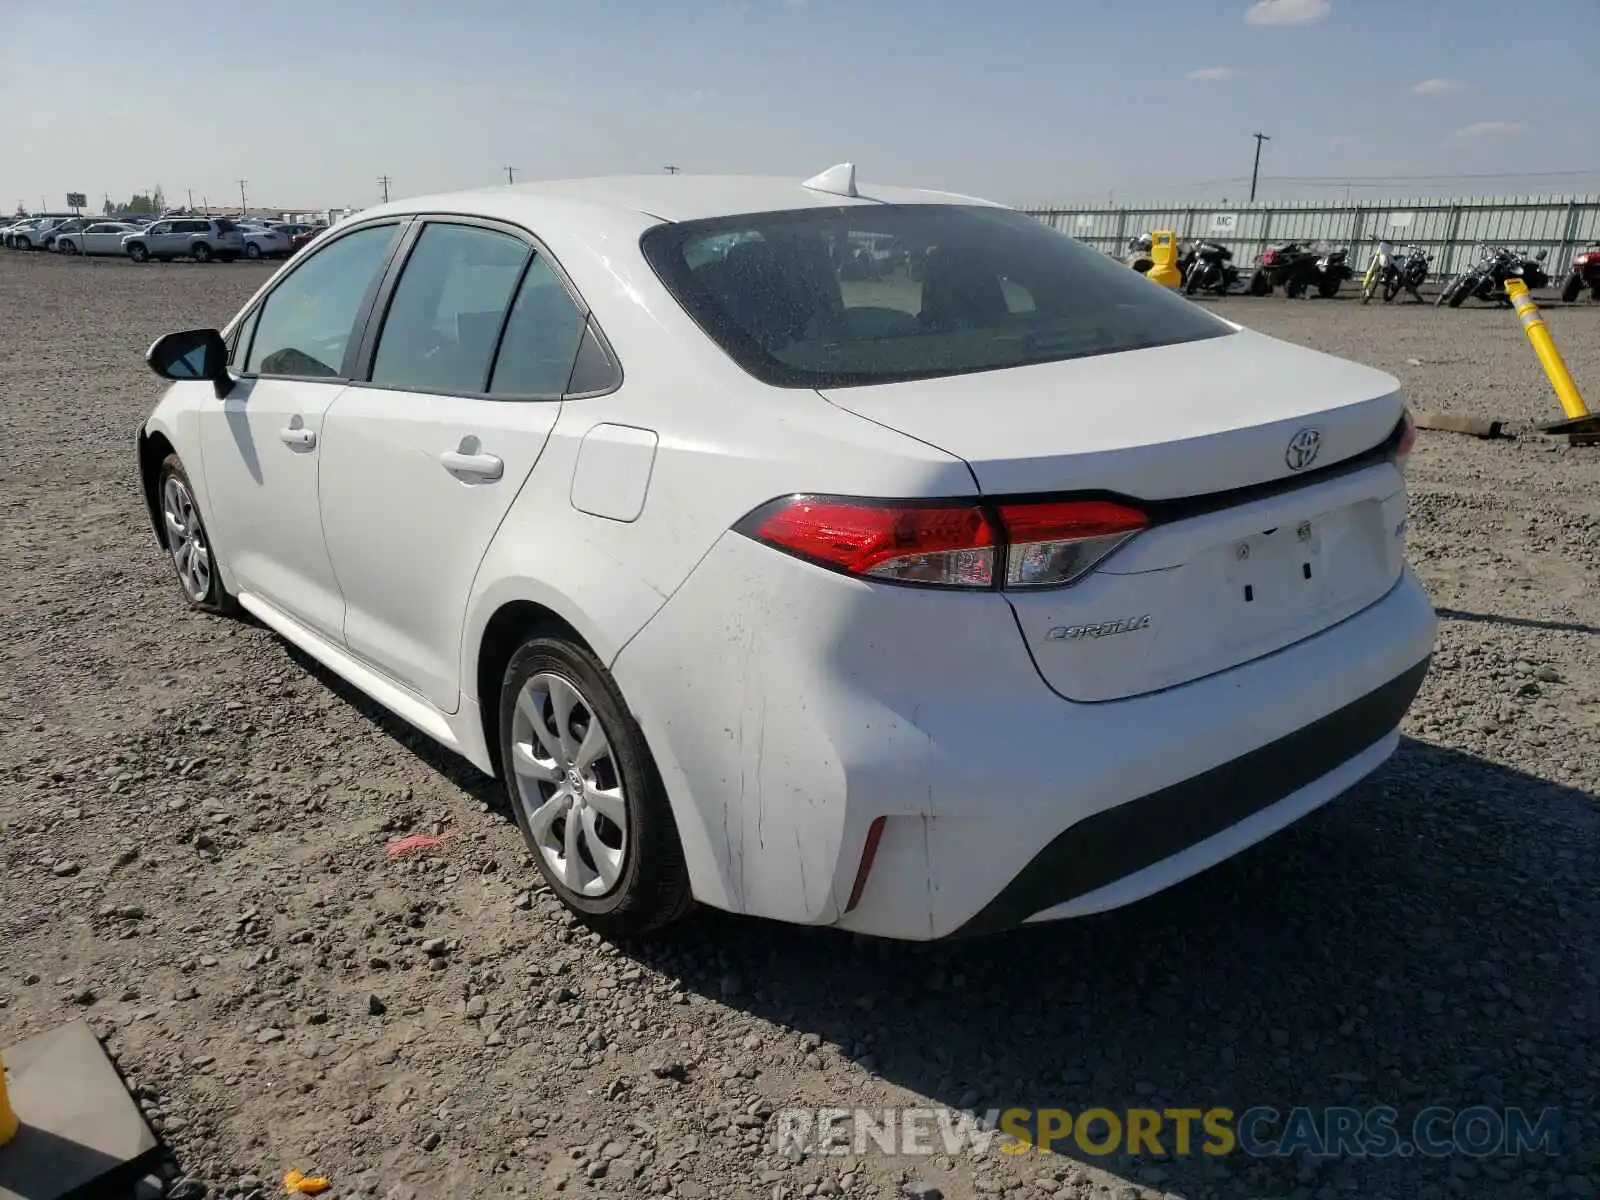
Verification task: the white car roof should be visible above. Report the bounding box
[359,171,1007,226]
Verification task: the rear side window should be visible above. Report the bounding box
[369,223,529,394]
[214,218,238,233]
[246,223,399,377]
[641,204,1232,388]
[488,256,588,396]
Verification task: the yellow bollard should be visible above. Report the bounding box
[1146,230,1182,288]
[1506,278,1588,420]
[0,1051,18,1147]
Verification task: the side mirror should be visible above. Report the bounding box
[146,328,233,397]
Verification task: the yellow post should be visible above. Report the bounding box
[1146,230,1182,288]
[1506,278,1589,420]
[0,1052,18,1147]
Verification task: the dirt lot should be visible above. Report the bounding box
[1,252,1596,1200]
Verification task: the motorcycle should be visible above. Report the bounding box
[1361,238,1431,304]
[1559,243,1600,303]
[1436,246,1550,307]
[1182,240,1239,295]
[1248,242,1350,298]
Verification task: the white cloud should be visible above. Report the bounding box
[1449,120,1527,144]
[1186,67,1240,82]
[1245,0,1331,26]
[1411,77,1461,96]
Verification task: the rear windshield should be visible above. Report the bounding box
[640,204,1232,388]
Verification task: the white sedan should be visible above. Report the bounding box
[54,221,137,256]
[241,226,291,259]
[133,166,1435,941]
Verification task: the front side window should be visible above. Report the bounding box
[488,255,588,396]
[641,204,1233,388]
[369,223,529,394]
[246,223,399,378]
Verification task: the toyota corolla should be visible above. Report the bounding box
[134,165,1435,940]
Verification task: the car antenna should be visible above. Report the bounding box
[802,163,859,199]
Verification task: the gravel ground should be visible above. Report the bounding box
[1,252,1596,1200]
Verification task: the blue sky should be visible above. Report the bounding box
[4,0,1596,212]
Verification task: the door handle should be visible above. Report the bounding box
[440,450,504,481]
[279,426,316,449]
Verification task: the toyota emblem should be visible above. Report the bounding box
[1285,428,1322,471]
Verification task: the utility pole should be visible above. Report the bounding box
[237,178,248,214]
[1249,132,1270,204]
[187,188,195,212]
[378,175,391,203]
[663,165,680,175]
[504,166,517,185]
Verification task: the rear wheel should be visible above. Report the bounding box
[191,242,212,263]
[244,242,262,260]
[1383,275,1403,302]
[499,636,692,939]
[128,242,149,262]
[1318,278,1341,299]
[1248,269,1271,296]
[1561,274,1584,304]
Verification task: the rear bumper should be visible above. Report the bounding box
[951,655,1428,936]
[616,531,1436,941]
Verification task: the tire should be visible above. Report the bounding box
[1285,278,1305,299]
[1561,274,1583,304]
[155,455,236,615]
[1318,278,1341,299]
[1184,270,1201,296]
[14,235,31,251]
[59,239,78,255]
[1383,275,1403,303]
[244,242,262,260]
[1361,263,1379,304]
[1248,269,1271,296]
[128,242,149,262]
[1447,281,1469,308]
[498,635,693,939]
[191,242,212,263]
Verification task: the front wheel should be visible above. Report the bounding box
[1318,278,1342,299]
[128,242,149,262]
[14,236,31,251]
[191,242,212,263]
[59,239,79,255]
[156,455,235,614]
[499,636,693,939]
[1561,274,1584,304]
[1447,280,1470,308]
[244,242,262,260]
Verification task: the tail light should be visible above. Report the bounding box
[1261,249,1278,265]
[1390,408,1417,472]
[737,495,1148,591]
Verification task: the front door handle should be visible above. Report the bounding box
[440,450,503,481]
[279,426,316,449]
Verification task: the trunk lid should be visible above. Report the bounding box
[818,329,1409,701]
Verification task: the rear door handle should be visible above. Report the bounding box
[440,450,504,481]
[279,426,316,449]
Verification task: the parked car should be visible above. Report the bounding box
[134,167,1434,941]
[240,226,291,259]
[0,218,35,248]
[275,223,326,254]
[122,217,246,263]
[54,221,137,257]
[9,216,72,251]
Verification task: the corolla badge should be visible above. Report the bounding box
[1285,427,1322,471]
[1046,614,1152,641]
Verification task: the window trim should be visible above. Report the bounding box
[343,212,622,403]
[232,217,411,383]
